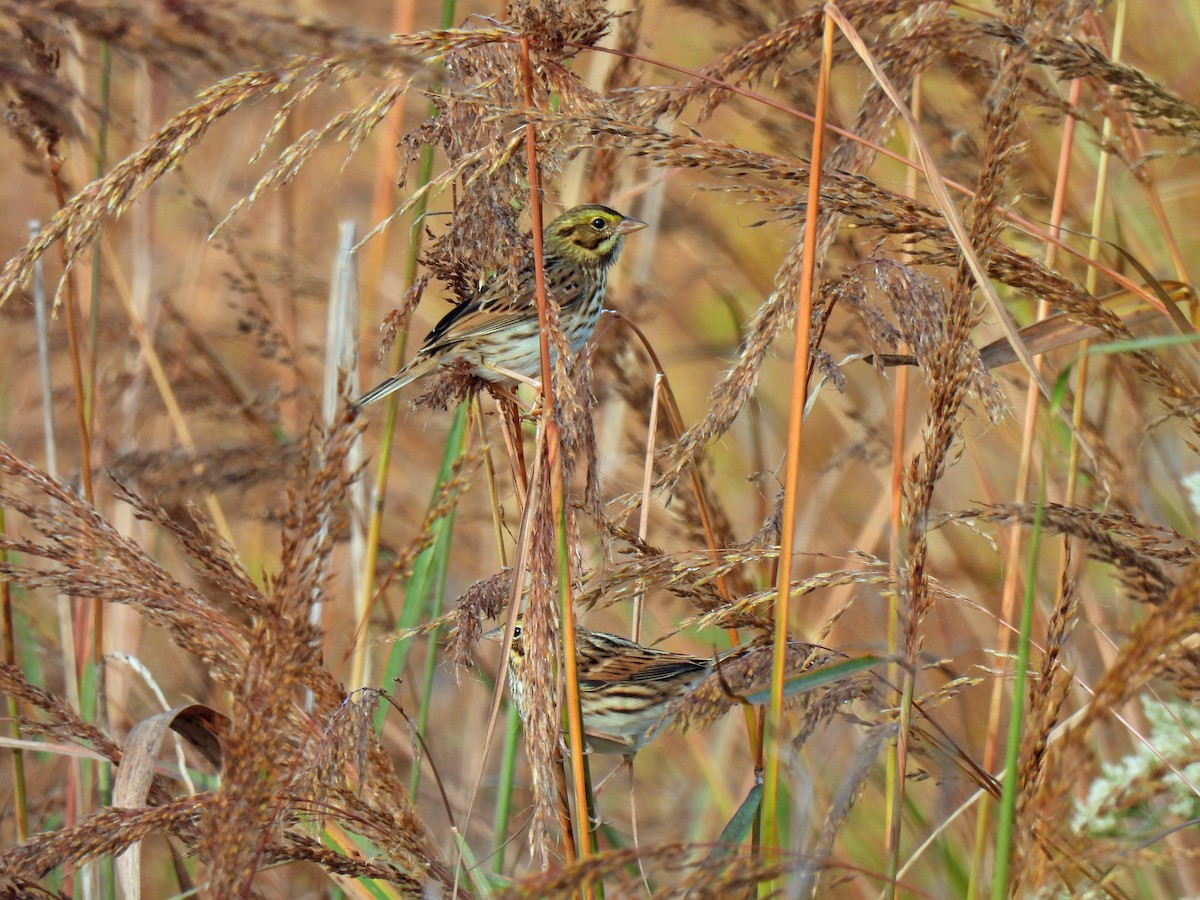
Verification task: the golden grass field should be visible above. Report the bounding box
[3,0,1200,896]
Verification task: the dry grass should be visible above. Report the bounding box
[2,0,1200,896]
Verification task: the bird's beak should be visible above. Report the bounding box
[617,216,648,235]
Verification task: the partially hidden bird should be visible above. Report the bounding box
[488,619,743,755]
[354,204,647,408]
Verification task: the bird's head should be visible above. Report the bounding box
[482,617,528,669]
[544,204,647,267]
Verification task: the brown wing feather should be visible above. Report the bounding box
[420,266,535,350]
[577,632,709,684]
[418,251,587,353]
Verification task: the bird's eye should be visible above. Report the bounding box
[512,626,522,638]
[590,217,607,230]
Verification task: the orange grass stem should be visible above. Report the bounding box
[761,10,833,873]
[520,35,595,878]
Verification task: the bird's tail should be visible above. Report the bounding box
[352,356,430,408]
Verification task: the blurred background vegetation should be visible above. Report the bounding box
[2,0,1200,896]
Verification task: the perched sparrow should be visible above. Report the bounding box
[490,620,737,755]
[354,204,646,407]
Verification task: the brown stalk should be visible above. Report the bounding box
[497,398,530,493]
[884,67,920,885]
[477,398,511,567]
[488,397,579,869]
[47,169,93,509]
[456,438,555,892]
[47,155,94,875]
[50,170,97,677]
[519,34,594,879]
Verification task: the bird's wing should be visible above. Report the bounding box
[420,267,534,347]
[421,308,532,351]
[419,255,589,352]
[582,649,709,686]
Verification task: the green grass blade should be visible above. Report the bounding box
[491,702,521,875]
[706,781,763,862]
[375,402,469,733]
[991,476,1046,899]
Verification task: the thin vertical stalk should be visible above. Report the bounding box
[475,400,524,874]
[491,701,522,874]
[32,217,84,772]
[47,174,93,509]
[44,160,97,886]
[0,504,28,841]
[353,0,457,691]
[630,373,662,643]
[884,70,921,894]
[84,60,118,887]
[1076,0,1125,502]
[969,74,1082,897]
[1083,8,1188,285]
[23,218,64,842]
[320,223,359,472]
[31,222,59,485]
[519,33,595,876]
[316,222,361,704]
[411,488,460,797]
[607,311,761,765]
[553,455,595,867]
[991,477,1047,898]
[277,0,301,435]
[88,47,115,890]
[761,12,832,874]
[49,164,98,695]
[86,42,111,423]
